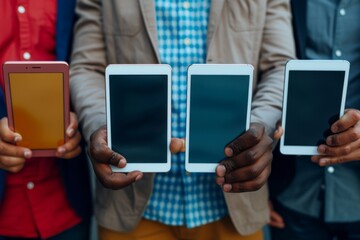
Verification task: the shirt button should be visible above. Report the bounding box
[183,2,190,9]
[184,38,191,46]
[327,166,335,174]
[18,5,26,14]
[339,9,346,16]
[335,50,342,57]
[27,182,34,190]
[23,52,31,60]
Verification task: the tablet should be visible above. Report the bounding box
[280,60,349,155]
[106,64,171,172]
[3,61,70,157]
[185,64,253,172]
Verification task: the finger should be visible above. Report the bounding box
[217,135,272,176]
[0,162,25,173]
[223,151,272,183]
[313,147,360,166]
[91,158,143,190]
[224,123,265,157]
[0,117,22,143]
[170,138,185,154]
[222,165,271,192]
[317,138,360,157]
[273,126,283,141]
[57,146,82,159]
[0,155,26,168]
[325,122,360,146]
[66,112,79,138]
[269,209,285,229]
[331,109,360,133]
[57,131,82,156]
[0,141,32,158]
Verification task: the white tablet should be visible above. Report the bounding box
[185,64,253,172]
[106,64,172,172]
[280,60,349,155]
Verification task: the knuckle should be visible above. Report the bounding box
[330,136,339,145]
[247,165,261,179]
[350,110,360,121]
[246,150,257,163]
[100,176,113,189]
[225,171,236,182]
[349,130,360,141]
[342,146,351,155]
[222,160,237,172]
[248,128,262,143]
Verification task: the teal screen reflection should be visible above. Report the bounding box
[189,75,250,164]
[285,70,345,146]
[109,75,168,163]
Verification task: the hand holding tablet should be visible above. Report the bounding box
[106,64,172,172]
[280,60,350,155]
[185,64,253,173]
[3,61,70,157]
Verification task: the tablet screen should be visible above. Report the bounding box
[284,70,345,146]
[188,75,250,164]
[109,75,168,163]
[8,72,65,149]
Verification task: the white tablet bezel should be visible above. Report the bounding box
[185,64,254,172]
[280,60,350,155]
[106,64,172,172]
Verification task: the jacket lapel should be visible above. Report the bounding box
[291,0,308,59]
[206,0,225,52]
[139,0,161,63]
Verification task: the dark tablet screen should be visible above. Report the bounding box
[188,75,250,164]
[109,75,168,163]
[284,70,345,146]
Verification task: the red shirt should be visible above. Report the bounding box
[0,0,81,238]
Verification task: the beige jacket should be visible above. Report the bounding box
[70,0,295,235]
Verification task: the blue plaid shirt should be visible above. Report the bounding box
[143,0,228,228]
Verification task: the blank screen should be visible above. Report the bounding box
[284,70,345,146]
[109,75,168,163]
[189,75,250,164]
[9,73,65,149]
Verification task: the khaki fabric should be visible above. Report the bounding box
[70,0,295,235]
[98,217,263,240]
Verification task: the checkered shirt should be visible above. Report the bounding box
[143,0,228,228]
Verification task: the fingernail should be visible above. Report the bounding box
[318,145,325,154]
[24,150,31,158]
[225,147,233,157]
[14,135,22,142]
[58,147,66,154]
[118,159,126,167]
[67,128,74,137]
[216,165,226,177]
[223,184,232,192]
[135,174,143,182]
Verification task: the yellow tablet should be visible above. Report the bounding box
[3,61,70,157]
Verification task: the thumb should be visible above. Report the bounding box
[0,117,22,143]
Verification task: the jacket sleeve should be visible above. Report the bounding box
[69,0,107,144]
[250,0,296,136]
